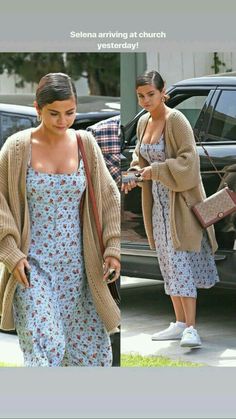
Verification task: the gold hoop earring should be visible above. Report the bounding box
[37,115,42,122]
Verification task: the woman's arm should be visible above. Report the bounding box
[97,152,120,261]
[121,116,146,193]
[129,115,147,171]
[82,132,120,262]
[129,141,141,171]
[0,139,27,273]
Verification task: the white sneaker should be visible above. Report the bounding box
[151,322,186,341]
[180,326,202,348]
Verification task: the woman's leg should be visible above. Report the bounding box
[179,297,201,347]
[180,297,197,327]
[170,296,186,323]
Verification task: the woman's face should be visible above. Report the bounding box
[136,83,164,112]
[36,97,77,135]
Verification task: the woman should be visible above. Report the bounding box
[0,72,120,366]
[122,70,219,348]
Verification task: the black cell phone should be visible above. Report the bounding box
[107,268,116,282]
[24,267,30,285]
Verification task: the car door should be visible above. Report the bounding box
[196,87,236,287]
[0,112,37,148]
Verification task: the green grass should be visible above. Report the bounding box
[121,353,204,367]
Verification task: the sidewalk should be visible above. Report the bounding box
[121,277,236,367]
[0,332,23,366]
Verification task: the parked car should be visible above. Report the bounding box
[121,75,236,288]
[0,93,120,112]
[0,103,119,148]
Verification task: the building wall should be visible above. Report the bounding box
[0,71,89,95]
[146,52,236,88]
[121,52,236,125]
[121,53,146,124]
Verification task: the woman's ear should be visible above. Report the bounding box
[34,101,42,122]
[161,86,166,96]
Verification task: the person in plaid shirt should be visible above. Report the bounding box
[87,115,120,188]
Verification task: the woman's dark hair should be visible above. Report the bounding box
[36,73,77,109]
[136,70,170,101]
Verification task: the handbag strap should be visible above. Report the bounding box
[195,132,227,185]
[76,132,105,256]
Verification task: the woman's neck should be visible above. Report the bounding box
[33,125,71,146]
[149,103,167,121]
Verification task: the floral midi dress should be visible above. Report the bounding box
[140,136,219,298]
[13,156,112,367]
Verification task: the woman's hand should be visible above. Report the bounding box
[103,257,120,283]
[121,179,138,194]
[139,166,152,180]
[13,258,31,288]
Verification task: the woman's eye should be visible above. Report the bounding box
[50,113,58,116]
[66,112,75,115]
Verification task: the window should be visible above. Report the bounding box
[174,94,209,129]
[0,114,34,148]
[208,90,236,141]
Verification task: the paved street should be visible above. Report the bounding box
[121,277,236,367]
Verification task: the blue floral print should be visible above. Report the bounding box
[140,136,219,298]
[13,159,112,367]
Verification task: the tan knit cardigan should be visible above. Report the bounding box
[130,109,218,253]
[0,128,120,332]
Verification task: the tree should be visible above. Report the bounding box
[66,53,120,96]
[211,52,232,74]
[0,53,66,87]
[0,53,120,95]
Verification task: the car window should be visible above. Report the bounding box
[123,92,209,148]
[0,113,35,147]
[174,94,209,129]
[208,90,236,141]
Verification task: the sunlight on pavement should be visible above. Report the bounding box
[0,334,23,366]
[218,349,236,367]
[121,333,174,356]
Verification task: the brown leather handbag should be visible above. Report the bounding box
[192,137,236,228]
[76,132,120,306]
[192,187,236,228]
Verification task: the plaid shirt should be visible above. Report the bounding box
[87,115,120,187]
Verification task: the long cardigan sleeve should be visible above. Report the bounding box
[0,138,26,272]
[82,131,120,261]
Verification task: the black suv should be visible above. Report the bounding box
[121,75,236,288]
[0,103,119,148]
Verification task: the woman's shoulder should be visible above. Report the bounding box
[137,112,150,127]
[167,108,191,127]
[77,129,98,149]
[136,112,150,139]
[1,128,32,154]
[76,129,103,162]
